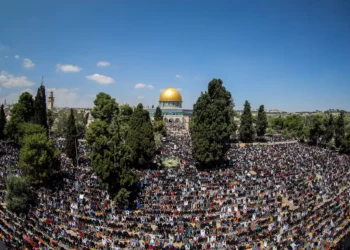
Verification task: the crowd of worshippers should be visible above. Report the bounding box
[0,131,349,249]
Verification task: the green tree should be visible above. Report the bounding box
[5,121,46,145]
[324,114,334,143]
[91,92,119,123]
[335,111,345,148]
[33,84,48,132]
[256,105,268,136]
[65,109,78,160]
[0,104,6,139]
[153,120,166,135]
[309,115,326,145]
[119,104,133,140]
[47,109,55,133]
[190,78,236,167]
[239,100,255,142]
[154,106,163,121]
[126,104,156,166]
[10,92,34,122]
[86,93,138,204]
[5,176,32,213]
[19,133,60,186]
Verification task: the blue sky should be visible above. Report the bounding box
[0,0,349,111]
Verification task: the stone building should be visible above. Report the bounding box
[146,87,193,128]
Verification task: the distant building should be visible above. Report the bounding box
[145,87,193,128]
[48,91,54,110]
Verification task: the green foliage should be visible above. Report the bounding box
[5,176,32,213]
[153,120,166,135]
[268,114,304,138]
[154,106,163,121]
[91,92,119,123]
[86,93,138,204]
[335,111,345,148]
[19,133,60,186]
[65,109,78,160]
[239,100,255,142]
[119,104,133,140]
[190,78,236,167]
[324,114,334,143]
[47,109,54,132]
[0,104,6,139]
[154,133,162,149]
[256,105,268,136]
[266,127,277,136]
[340,133,350,154]
[126,104,156,166]
[33,85,48,132]
[309,115,326,145]
[10,92,34,122]
[51,109,85,137]
[114,188,131,205]
[5,121,46,145]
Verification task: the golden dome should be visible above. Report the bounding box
[159,87,182,102]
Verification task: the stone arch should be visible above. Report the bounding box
[164,118,168,123]
[169,118,174,123]
[175,118,181,123]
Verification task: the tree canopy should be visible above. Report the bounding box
[19,133,60,186]
[33,84,48,132]
[91,92,119,123]
[256,105,268,136]
[65,109,78,161]
[5,176,32,213]
[335,111,345,148]
[0,104,6,139]
[154,106,163,121]
[10,92,34,122]
[239,100,255,142]
[190,78,236,167]
[86,93,138,204]
[126,103,156,167]
[309,115,326,145]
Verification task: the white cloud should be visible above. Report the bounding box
[160,89,165,92]
[86,73,115,84]
[14,55,20,59]
[23,58,35,69]
[0,88,34,105]
[46,88,94,108]
[0,71,36,88]
[176,74,182,79]
[4,56,8,59]
[134,83,154,89]
[137,96,144,99]
[97,61,110,67]
[177,88,182,91]
[56,64,82,73]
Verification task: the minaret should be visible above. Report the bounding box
[48,91,54,110]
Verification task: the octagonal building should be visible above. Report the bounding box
[146,87,193,128]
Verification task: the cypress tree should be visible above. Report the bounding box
[239,100,255,142]
[86,93,138,204]
[190,78,236,167]
[33,84,48,132]
[0,104,6,139]
[126,103,155,167]
[256,105,268,137]
[324,114,334,143]
[154,106,163,121]
[335,111,345,148]
[65,109,78,161]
